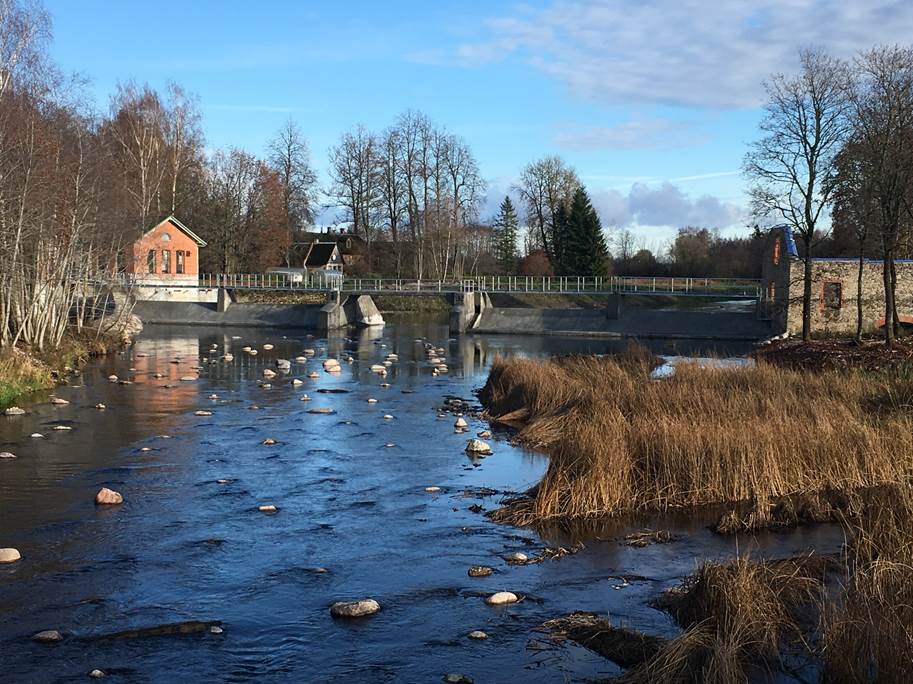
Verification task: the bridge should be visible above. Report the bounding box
[121,273,766,337]
[195,273,761,299]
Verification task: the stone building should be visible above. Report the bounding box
[760,225,913,335]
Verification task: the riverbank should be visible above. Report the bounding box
[754,336,913,372]
[479,348,913,528]
[0,328,133,409]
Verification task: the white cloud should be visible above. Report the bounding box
[461,0,913,108]
[592,182,746,229]
[554,118,696,150]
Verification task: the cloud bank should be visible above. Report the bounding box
[460,0,913,108]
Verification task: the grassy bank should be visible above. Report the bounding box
[0,328,126,409]
[372,295,450,313]
[479,349,913,525]
[0,349,54,409]
[233,290,328,305]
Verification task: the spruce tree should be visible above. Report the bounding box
[493,195,520,273]
[552,202,570,274]
[564,186,609,276]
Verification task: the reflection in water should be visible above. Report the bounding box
[0,322,836,682]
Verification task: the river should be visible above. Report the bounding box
[0,321,841,682]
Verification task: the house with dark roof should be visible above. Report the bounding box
[304,241,344,273]
[761,225,913,335]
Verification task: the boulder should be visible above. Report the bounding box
[330,598,380,618]
[504,552,528,563]
[454,417,468,429]
[307,407,336,415]
[465,439,492,455]
[30,433,44,439]
[443,675,473,684]
[0,451,15,459]
[0,548,21,563]
[299,394,312,402]
[53,425,72,431]
[108,375,118,383]
[194,410,213,416]
[424,486,441,493]
[295,356,308,364]
[262,369,277,379]
[383,414,394,420]
[95,487,123,505]
[292,379,304,386]
[467,630,488,640]
[468,565,493,578]
[485,591,519,605]
[367,398,378,404]
[275,359,291,371]
[258,504,278,513]
[308,371,320,379]
[179,376,197,382]
[95,403,107,410]
[262,344,274,350]
[477,430,492,439]
[88,669,106,678]
[50,397,70,405]
[32,630,63,643]
[4,406,26,416]
[262,438,277,446]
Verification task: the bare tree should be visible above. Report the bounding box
[846,46,913,346]
[514,155,579,267]
[744,49,851,340]
[328,125,381,266]
[163,82,203,215]
[267,118,318,265]
[0,0,49,99]
[378,126,407,276]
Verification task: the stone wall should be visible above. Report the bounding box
[760,227,913,335]
[783,259,913,335]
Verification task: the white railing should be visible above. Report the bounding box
[119,273,762,298]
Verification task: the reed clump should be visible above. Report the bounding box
[821,484,913,683]
[620,554,831,684]
[480,350,913,524]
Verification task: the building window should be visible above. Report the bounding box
[161,233,171,242]
[824,281,842,309]
[767,282,775,301]
[162,249,171,274]
[147,250,156,273]
[176,250,185,275]
[773,237,781,265]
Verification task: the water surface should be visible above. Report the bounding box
[0,323,838,682]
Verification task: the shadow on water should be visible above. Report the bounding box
[0,322,839,682]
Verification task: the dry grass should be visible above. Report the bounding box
[620,554,830,684]
[480,347,913,524]
[821,484,913,683]
[541,611,665,668]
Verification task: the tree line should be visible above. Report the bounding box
[745,46,913,345]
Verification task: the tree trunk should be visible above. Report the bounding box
[883,247,895,347]
[856,249,864,342]
[802,246,813,341]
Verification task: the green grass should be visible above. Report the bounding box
[0,351,54,409]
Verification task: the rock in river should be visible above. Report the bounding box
[465,439,492,455]
[4,406,26,415]
[0,548,21,563]
[258,504,278,513]
[32,629,63,643]
[467,630,488,640]
[504,551,528,563]
[95,488,124,505]
[88,669,106,678]
[0,451,15,459]
[468,565,493,578]
[454,417,468,429]
[443,674,473,684]
[485,591,519,606]
[330,598,380,618]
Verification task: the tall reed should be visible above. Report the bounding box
[481,352,913,523]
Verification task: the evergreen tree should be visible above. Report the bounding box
[492,195,520,272]
[563,186,610,276]
[552,202,570,274]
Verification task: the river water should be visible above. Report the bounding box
[0,321,841,683]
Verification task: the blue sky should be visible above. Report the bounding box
[44,0,913,248]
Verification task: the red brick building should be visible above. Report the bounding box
[125,216,207,282]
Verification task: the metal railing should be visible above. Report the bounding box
[126,273,761,299]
